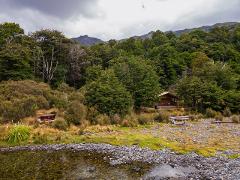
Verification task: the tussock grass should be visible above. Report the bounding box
[7,125,31,144]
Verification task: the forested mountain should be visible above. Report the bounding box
[72,22,240,46]
[72,35,103,46]
[173,22,240,36]
[135,22,240,40]
[0,22,240,115]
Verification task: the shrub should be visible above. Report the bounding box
[205,108,217,118]
[52,118,68,131]
[86,107,99,124]
[57,83,75,93]
[0,116,3,124]
[232,115,240,123]
[137,114,154,125]
[0,80,69,122]
[111,114,122,124]
[95,114,111,125]
[21,117,36,126]
[193,113,204,120]
[0,126,9,141]
[68,91,85,103]
[223,107,232,117]
[154,111,170,123]
[215,112,223,121]
[83,125,113,134]
[78,120,91,135]
[7,125,31,144]
[121,114,138,127]
[32,127,62,144]
[141,107,157,113]
[47,91,68,109]
[64,101,87,125]
[32,133,48,144]
[0,97,40,123]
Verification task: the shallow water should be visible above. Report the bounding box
[143,164,196,179]
[0,150,150,180]
[0,150,196,179]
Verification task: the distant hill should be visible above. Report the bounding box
[72,35,104,46]
[130,31,154,40]
[72,22,240,46]
[137,22,240,39]
[173,22,240,36]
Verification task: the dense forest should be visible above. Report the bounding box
[0,22,240,124]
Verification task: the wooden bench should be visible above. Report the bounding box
[37,113,56,123]
[211,121,234,124]
[169,116,190,125]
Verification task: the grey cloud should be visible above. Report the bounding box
[171,0,240,30]
[1,0,100,19]
[0,0,239,40]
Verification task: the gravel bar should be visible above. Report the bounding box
[0,143,239,179]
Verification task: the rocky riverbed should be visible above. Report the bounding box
[0,143,239,179]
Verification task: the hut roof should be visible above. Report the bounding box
[159,91,178,98]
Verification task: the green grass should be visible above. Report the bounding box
[0,123,239,158]
[75,132,221,157]
[227,154,240,159]
[79,133,175,150]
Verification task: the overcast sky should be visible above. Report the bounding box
[0,0,239,40]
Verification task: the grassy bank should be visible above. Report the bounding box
[0,120,239,158]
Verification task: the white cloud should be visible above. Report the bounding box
[0,0,239,40]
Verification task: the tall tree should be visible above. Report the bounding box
[0,43,33,81]
[31,30,69,84]
[112,56,161,109]
[0,22,24,46]
[66,44,89,88]
[85,69,132,116]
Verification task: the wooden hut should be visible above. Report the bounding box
[155,92,178,109]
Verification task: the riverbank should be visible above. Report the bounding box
[0,143,239,179]
[1,119,239,157]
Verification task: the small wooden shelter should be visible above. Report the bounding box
[155,92,179,109]
[37,112,57,123]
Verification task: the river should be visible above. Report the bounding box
[0,144,239,179]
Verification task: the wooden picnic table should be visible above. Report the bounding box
[169,116,190,125]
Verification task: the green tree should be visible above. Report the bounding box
[85,65,103,83]
[200,82,224,111]
[222,90,240,113]
[207,27,230,43]
[89,43,119,68]
[0,22,24,46]
[116,38,144,56]
[152,30,169,46]
[0,43,33,81]
[66,44,89,88]
[232,26,240,50]
[176,33,204,52]
[176,76,223,111]
[31,29,71,85]
[85,69,132,116]
[148,45,184,88]
[112,56,161,109]
[191,53,237,90]
[176,76,203,110]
